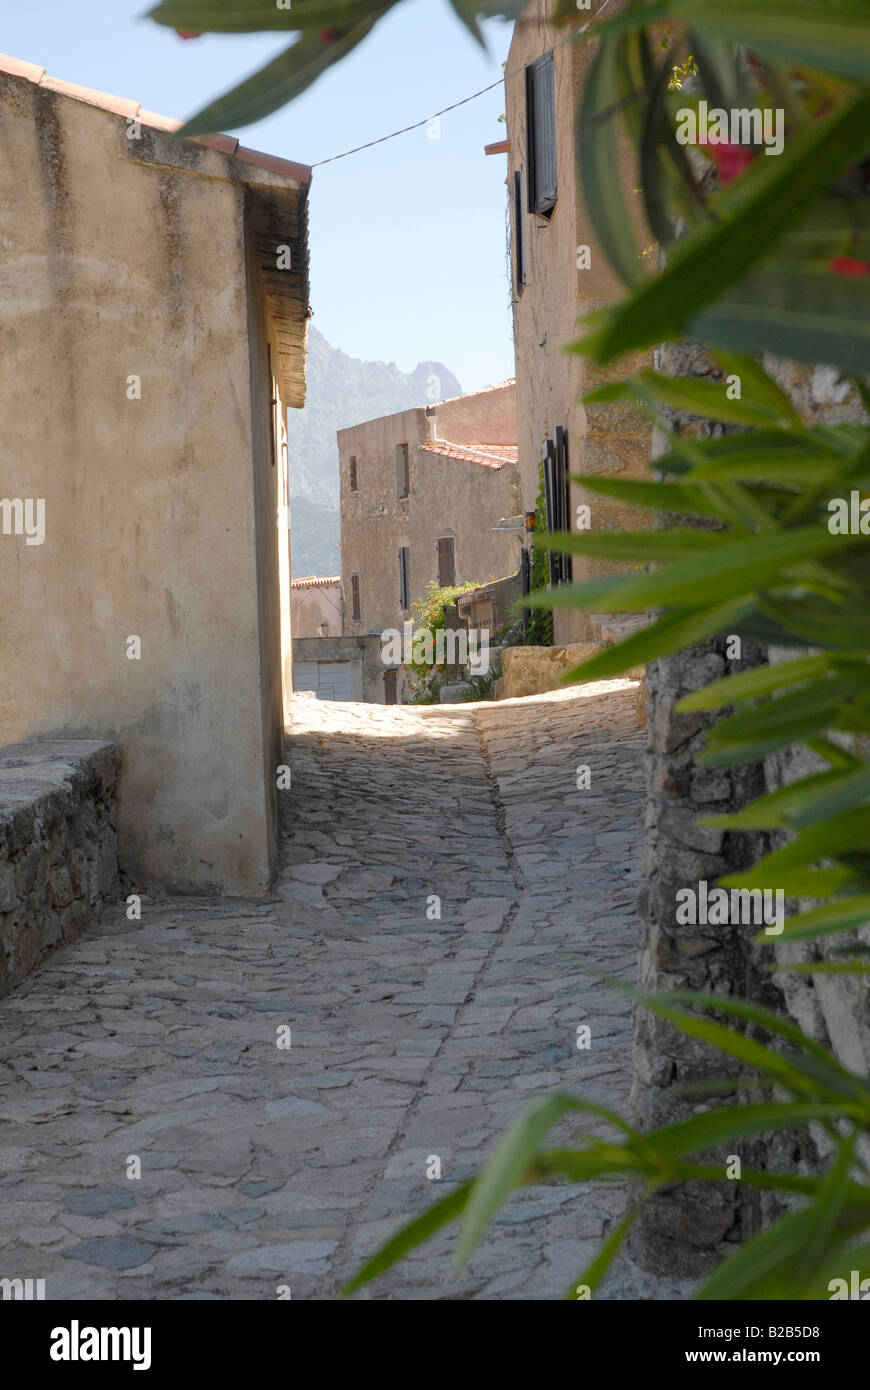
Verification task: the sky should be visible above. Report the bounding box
[5,0,517,393]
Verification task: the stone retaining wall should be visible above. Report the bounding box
[0,740,120,998]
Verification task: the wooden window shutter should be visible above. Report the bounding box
[396,443,409,498]
[526,54,557,216]
[437,537,455,588]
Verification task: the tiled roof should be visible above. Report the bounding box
[419,441,518,469]
[0,53,310,184]
[291,575,341,589]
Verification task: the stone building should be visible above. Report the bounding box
[0,53,310,895]
[291,575,343,638]
[497,0,653,644]
[338,382,521,653]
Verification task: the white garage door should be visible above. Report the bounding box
[293,660,353,701]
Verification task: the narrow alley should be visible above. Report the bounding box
[0,681,665,1300]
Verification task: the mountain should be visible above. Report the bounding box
[289,497,341,579]
[286,327,462,509]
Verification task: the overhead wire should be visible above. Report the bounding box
[311,0,615,168]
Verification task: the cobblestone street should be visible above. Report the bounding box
[0,682,676,1300]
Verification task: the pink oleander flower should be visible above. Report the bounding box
[705,138,756,185]
[829,256,870,278]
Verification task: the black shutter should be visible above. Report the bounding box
[543,438,557,586]
[513,170,526,293]
[526,54,557,216]
[351,573,360,621]
[554,426,572,585]
[399,547,410,610]
[543,432,572,587]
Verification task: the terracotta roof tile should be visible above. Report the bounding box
[40,74,141,118]
[419,441,518,469]
[0,55,45,82]
[291,575,342,588]
[137,108,182,133]
[0,52,310,185]
[196,132,239,157]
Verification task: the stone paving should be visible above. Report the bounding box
[0,682,683,1300]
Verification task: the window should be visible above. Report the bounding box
[513,171,526,293]
[349,456,358,491]
[350,572,361,621]
[396,443,410,499]
[436,536,455,588]
[526,53,557,216]
[543,426,572,586]
[398,546,411,611]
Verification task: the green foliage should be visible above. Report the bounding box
[148,0,528,136]
[463,668,499,701]
[404,579,480,704]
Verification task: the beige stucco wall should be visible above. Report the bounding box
[339,393,520,639]
[291,581,342,638]
[408,451,521,599]
[433,382,516,445]
[505,0,654,644]
[0,74,302,893]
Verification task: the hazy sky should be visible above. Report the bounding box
[5,0,516,392]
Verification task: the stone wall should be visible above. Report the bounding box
[0,740,120,999]
[633,343,870,1277]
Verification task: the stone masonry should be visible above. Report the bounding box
[0,741,120,1001]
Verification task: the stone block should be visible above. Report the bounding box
[497,644,646,701]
